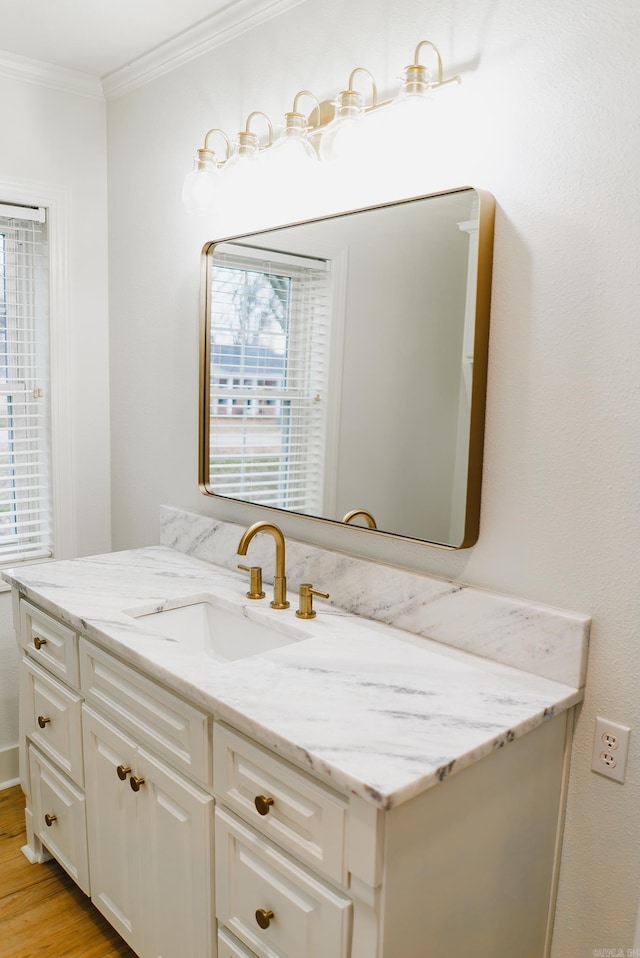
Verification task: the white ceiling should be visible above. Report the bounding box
[0,0,237,77]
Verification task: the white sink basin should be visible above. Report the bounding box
[128,598,307,662]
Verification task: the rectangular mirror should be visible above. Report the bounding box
[199,187,495,549]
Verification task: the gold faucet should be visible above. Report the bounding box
[342,508,377,529]
[237,521,289,609]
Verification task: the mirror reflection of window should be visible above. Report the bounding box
[208,246,332,513]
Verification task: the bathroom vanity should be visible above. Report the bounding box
[6,514,589,958]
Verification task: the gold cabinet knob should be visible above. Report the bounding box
[130,775,145,792]
[44,813,57,827]
[116,764,131,781]
[37,715,51,728]
[33,635,47,650]
[254,795,274,816]
[255,908,274,929]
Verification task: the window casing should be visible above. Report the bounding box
[0,207,52,563]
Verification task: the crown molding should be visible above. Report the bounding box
[0,50,103,99]
[0,0,305,102]
[102,0,307,100]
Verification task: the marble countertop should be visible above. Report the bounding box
[4,546,583,810]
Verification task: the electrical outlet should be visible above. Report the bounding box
[591,717,631,783]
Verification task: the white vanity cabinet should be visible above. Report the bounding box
[14,591,576,958]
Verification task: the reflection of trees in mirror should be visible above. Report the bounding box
[212,266,289,354]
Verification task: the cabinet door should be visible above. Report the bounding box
[29,745,90,894]
[136,748,215,958]
[82,706,142,954]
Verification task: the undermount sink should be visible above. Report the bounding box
[127,597,307,663]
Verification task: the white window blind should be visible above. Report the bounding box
[208,245,332,513]
[0,205,52,562]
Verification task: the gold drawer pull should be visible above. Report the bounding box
[117,764,131,781]
[254,795,274,816]
[33,635,47,650]
[44,813,57,827]
[37,715,51,728]
[255,908,274,929]
[130,775,145,792]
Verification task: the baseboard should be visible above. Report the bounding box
[0,744,20,789]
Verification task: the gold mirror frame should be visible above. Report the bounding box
[199,187,495,549]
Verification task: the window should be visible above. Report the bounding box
[0,205,52,563]
[207,245,332,513]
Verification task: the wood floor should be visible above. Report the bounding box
[0,785,137,958]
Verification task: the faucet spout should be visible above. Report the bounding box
[237,521,289,609]
[342,508,377,530]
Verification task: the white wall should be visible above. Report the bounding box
[0,73,111,760]
[106,0,640,950]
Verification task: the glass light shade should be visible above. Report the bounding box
[182,151,217,214]
[391,63,435,123]
[397,63,433,99]
[271,113,317,169]
[375,64,437,171]
[262,116,320,217]
[222,130,271,218]
[319,90,367,162]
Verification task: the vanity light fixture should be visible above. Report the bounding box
[182,39,461,213]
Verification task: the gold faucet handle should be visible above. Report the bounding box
[237,564,266,600]
[296,583,330,619]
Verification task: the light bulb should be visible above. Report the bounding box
[181,150,217,214]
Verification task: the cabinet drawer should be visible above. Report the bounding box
[218,928,257,958]
[80,639,212,786]
[21,600,79,688]
[215,807,352,958]
[23,656,84,786]
[214,724,347,884]
[29,744,89,894]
